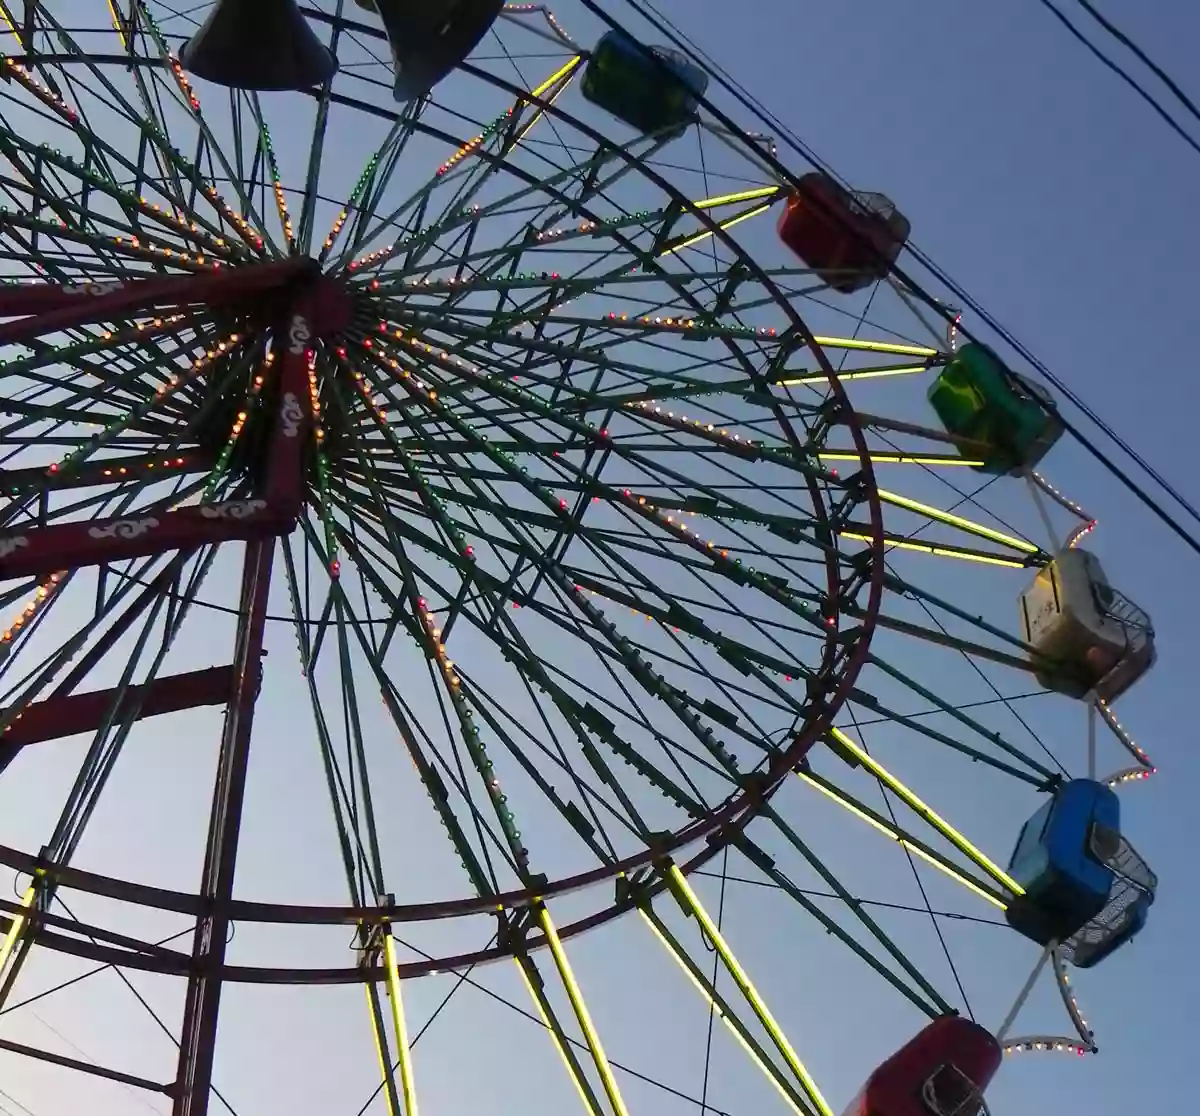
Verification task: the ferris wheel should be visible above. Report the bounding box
[0,3,1164,1116]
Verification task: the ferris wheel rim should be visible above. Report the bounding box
[0,7,1159,1115]
[0,11,893,934]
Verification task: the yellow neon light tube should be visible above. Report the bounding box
[365,984,401,1116]
[106,0,128,50]
[639,911,810,1116]
[382,932,420,1116]
[693,186,782,210]
[828,728,1025,895]
[811,337,939,357]
[514,958,604,1116]
[838,531,1028,569]
[0,884,35,978]
[516,80,572,143]
[668,865,834,1116]
[661,204,773,256]
[514,56,584,142]
[876,490,1040,553]
[539,907,631,1116]
[777,365,929,386]
[0,3,25,49]
[820,452,985,468]
[530,55,584,99]
[798,774,1008,910]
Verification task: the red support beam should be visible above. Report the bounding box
[266,298,316,517]
[0,498,290,580]
[1,666,234,748]
[174,540,274,1116]
[0,259,310,346]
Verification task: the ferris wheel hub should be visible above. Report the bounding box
[186,262,361,489]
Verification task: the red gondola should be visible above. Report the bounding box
[841,1017,1001,1116]
[777,172,910,294]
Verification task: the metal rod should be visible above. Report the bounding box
[172,538,274,1116]
[1087,693,1097,780]
[1025,470,1059,552]
[0,258,307,344]
[996,943,1053,1043]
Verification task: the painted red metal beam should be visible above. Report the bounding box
[0,258,311,345]
[174,539,275,1116]
[266,299,316,516]
[0,558,194,779]
[0,497,290,580]
[1,666,234,748]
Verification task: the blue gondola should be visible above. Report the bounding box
[1005,779,1156,965]
[581,31,708,135]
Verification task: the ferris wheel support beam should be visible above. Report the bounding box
[0,499,289,579]
[0,664,234,749]
[0,258,308,345]
[172,286,313,1116]
[172,537,274,1116]
[0,285,317,577]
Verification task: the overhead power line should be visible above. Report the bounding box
[1037,0,1200,159]
[1063,0,1200,126]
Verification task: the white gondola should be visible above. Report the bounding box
[1019,548,1155,701]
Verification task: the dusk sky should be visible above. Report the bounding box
[0,4,1196,1116]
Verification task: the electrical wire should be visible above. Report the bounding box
[585,0,1200,557]
[1062,0,1200,126]
[1036,0,1200,158]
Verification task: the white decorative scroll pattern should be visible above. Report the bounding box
[288,314,311,355]
[279,392,304,438]
[87,517,160,540]
[199,499,268,520]
[0,535,29,558]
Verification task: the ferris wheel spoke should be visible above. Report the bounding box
[328,495,728,832]
[744,815,957,1015]
[344,114,565,271]
[462,673,656,856]
[833,689,1051,786]
[295,534,504,898]
[0,547,191,722]
[315,118,413,264]
[17,11,257,257]
[526,904,634,1116]
[107,5,212,227]
[343,391,840,705]
[512,948,612,1116]
[330,476,770,836]
[639,902,820,1116]
[795,769,1010,911]
[298,512,538,890]
[361,129,661,286]
[41,552,220,865]
[339,104,433,260]
[119,7,277,254]
[361,941,418,1116]
[0,543,219,1023]
[828,726,1024,896]
[655,861,835,1116]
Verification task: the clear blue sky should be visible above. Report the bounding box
[0,3,1197,1116]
